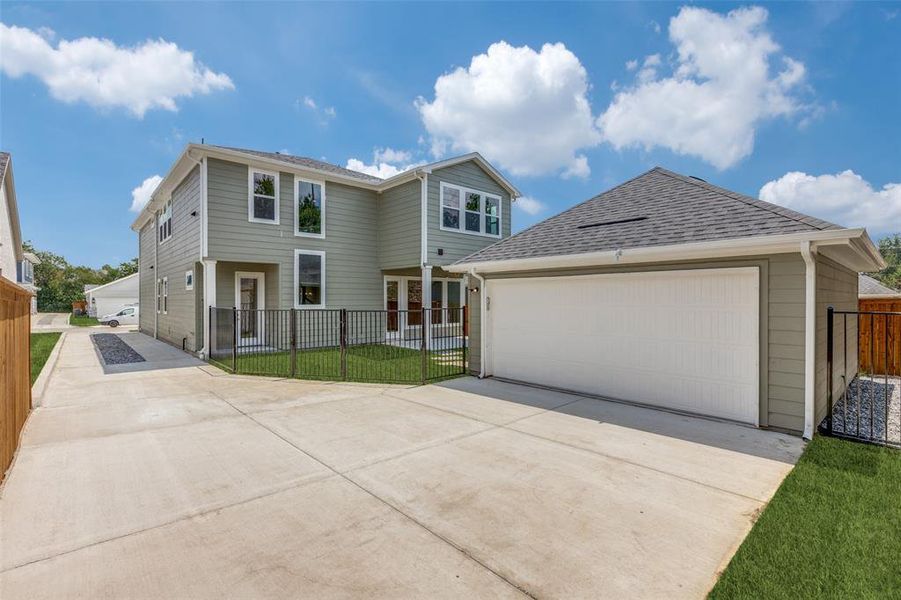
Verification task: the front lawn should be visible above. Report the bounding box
[30,332,61,384]
[210,343,464,384]
[709,435,901,598]
[69,315,99,327]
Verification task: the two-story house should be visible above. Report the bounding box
[131,144,519,357]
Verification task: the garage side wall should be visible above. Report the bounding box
[467,253,809,433]
[814,255,858,425]
[138,222,155,334]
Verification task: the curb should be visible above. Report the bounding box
[31,331,66,407]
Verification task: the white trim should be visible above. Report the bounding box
[439,181,502,239]
[185,269,194,291]
[293,175,326,239]
[446,228,885,274]
[469,269,487,378]
[201,259,217,356]
[801,241,817,440]
[419,172,428,266]
[293,249,326,308]
[161,276,168,315]
[247,166,280,225]
[201,156,208,258]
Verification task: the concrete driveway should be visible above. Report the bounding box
[30,312,74,331]
[0,330,804,599]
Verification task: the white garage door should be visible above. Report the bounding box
[487,268,760,424]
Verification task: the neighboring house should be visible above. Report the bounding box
[858,273,900,299]
[448,167,885,439]
[0,152,24,284]
[131,144,518,354]
[84,272,140,318]
[16,251,41,314]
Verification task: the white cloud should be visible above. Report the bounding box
[625,59,638,71]
[130,175,163,213]
[598,6,811,170]
[514,196,547,216]
[345,147,425,179]
[0,23,233,117]
[299,95,336,123]
[759,170,901,234]
[417,41,600,178]
[374,147,412,164]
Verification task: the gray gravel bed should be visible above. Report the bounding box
[91,333,146,365]
[829,375,900,446]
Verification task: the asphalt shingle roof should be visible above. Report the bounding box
[457,167,841,265]
[211,145,384,184]
[859,274,899,295]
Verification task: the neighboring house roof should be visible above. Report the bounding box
[84,272,139,297]
[0,151,24,262]
[859,274,900,297]
[448,167,884,274]
[131,143,520,231]
[209,145,385,184]
[23,251,41,264]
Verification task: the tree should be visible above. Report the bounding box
[871,234,900,291]
[23,242,139,312]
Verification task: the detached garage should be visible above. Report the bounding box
[450,167,885,438]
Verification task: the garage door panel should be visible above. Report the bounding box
[488,269,759,424]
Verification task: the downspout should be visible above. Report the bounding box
[800,240,818,440]
[415,169,429,267]
[469,268,487,378]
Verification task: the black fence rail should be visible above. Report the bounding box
[208,306,467,384]
[824,307,900,448]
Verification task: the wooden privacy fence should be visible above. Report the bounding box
[1,277,32,482]
[858,298,901,376]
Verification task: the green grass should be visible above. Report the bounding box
[709,435,901,599]
[210,343,465,384]
[30,332,61,384]
[68,315,99,327]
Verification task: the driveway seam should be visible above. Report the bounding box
[385,390,768,504]
[207,389,537,600]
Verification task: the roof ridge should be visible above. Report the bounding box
[652,167,837,231]
[209,145,385,182]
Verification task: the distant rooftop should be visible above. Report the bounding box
[859,274,899,296]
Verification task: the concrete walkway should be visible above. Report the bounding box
[29,312,73,332]
[0,329,804,599]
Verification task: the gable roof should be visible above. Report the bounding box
[209,145,384,184]
[859,274,899,297]
[0,151,24,262]
[83,272,139,296]
[456,167,842,265]
[131,144,519,231]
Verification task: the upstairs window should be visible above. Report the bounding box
[295,177,325,237]
[248,168,279,224]
[440,183,502,238]
[158,200,172,243]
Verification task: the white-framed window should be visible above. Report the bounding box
[440,182,502,238]
[158,200,173,243]
[248,167,280,224]
[185,269,194,291]
[295,176,325,238]
[162,277,168,314]
[156,278,162,313]
[294,249,325,308]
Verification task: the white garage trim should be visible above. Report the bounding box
[485,267,760,425]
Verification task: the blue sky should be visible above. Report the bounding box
[1,1,899,267]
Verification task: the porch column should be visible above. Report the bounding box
[422,265,432,347]
[201,259,217,358]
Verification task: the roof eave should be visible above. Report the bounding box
[2,158,25,261]
[448,228,885,274]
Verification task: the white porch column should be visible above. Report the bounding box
[201,259,217,358]
[421,265,432,347]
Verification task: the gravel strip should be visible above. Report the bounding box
[829,375,900,446]
[91,333,146,365]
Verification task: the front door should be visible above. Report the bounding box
[235,272,265,346]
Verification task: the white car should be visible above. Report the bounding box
[99,305,139,327]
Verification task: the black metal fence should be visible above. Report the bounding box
[208,307,467,384]
[824,307,900,448]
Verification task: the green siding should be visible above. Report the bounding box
[154,166,202,350]
[378,179,421,270]
[814,255,858,425]
[427,162,511,267]
[206,158,383,310]
[138,221,155,334]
